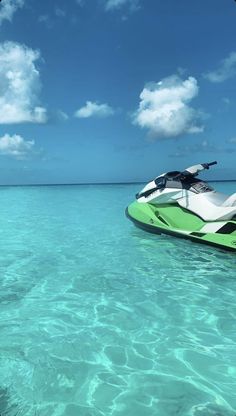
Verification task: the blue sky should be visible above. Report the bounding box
[0,0,236,184]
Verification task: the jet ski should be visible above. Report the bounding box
[126,161,236,251]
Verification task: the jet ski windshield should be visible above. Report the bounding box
[155,172,214,194]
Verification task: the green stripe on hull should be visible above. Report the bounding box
[126,201,236,252]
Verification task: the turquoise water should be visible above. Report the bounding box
[0,182,236,416]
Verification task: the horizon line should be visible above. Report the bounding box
[0,179,236,187]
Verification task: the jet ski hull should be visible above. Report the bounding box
[126,201,236,252]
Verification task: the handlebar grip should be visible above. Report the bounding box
[207,161,217,166]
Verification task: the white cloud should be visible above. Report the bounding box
[75,101,114,118]
[0,134,35,159]
[38,14,53,28]
[105,0,140,11]
[75,0,140,12]
[229,137,236,144]
[0,0,24,25]
[55,7,66,17]
[133,75,204,139]
[204,52,236,83]
[0,41,47,124]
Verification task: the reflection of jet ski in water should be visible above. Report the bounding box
[126,161,236,251]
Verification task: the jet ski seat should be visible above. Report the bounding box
[222,192,236,207]
[178,192,236,221]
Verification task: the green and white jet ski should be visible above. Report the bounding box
[126,161,236,252]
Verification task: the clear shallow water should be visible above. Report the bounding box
[0,182,236,416]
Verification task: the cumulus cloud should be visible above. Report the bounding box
[105,0,140,11]
[0,0,24,25]
[38,14,53,28]
[133,75,204,139]
[0,41,47,124]
[74,101,114,118]
[75,0,140,13]
[204,52,236,83]
[55,7,66,17]
[0,134,35,159]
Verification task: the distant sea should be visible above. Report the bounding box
[0,181,236,416]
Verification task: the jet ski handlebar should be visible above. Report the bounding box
[202,161,217,169]
[182,161,217,177]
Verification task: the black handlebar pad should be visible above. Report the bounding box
[204,161,217,168]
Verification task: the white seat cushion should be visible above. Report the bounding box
[222,193,236,207]
[178,192,236,221]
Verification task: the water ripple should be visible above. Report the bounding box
[0,184,236,415]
